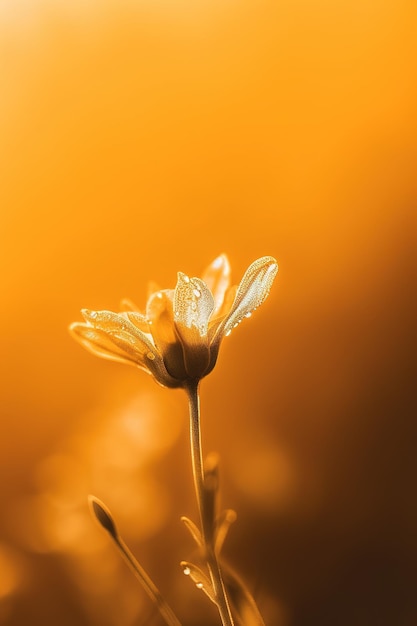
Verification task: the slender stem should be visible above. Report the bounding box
[114,536,182,626]
[185,381,234,626]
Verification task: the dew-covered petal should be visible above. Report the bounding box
[217,256,278,338]
[69,323,149,368]
[70,322,179,387]
[74,312,155,362]
[122,311,151,334]
[81,309,155,351]
[201,254,231,315]
[174,274,215,335]
[76,310,182,387]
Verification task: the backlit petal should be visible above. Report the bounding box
[120,297,141,312]
[143,290,186,380]
[175,322,210,379]
[202,254,231,315]
[174,274,215,336]
[69,323,149,368]
[208,285,238,336]
[121,311,151,334]
[70,320,179,388]
[81,309,155,351]
[217,256,278,337]
[79,310,157,360]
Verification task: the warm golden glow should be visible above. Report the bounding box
[0,545,22,599]
[1,0,415,624]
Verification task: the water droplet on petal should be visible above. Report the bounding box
[183,275,190,284]
[225,329,232,337]
[183,567,191,576]
[147,352,156,360]
[193,288,201,298]
[90,311,98,319]
[196,582,203,589]
[245,311,252,318]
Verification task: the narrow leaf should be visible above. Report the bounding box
[180,560,216,604]
[223,564,266,626]
[181,516,203,548]
[215,509,237,555]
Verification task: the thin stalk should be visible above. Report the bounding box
[114,535,182,626]
[185,381,234,626]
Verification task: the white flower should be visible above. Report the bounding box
[69,255,278,388]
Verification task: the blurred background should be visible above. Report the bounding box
[0,0,416,624]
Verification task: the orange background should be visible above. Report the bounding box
[0,1,416,625]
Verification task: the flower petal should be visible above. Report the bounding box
[77,310,181,387]
[142,290,187,380]
[119,297,141,312]
[70,321,180,387]
[145,290,175,339]
[81,309,154,350]
[121,310,151,334]
[173,274,215,335]
[69,323,147,367]
[217,256,278,337]
[201,254,231,315]
[175,322,210,379]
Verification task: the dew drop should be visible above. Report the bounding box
[225,329,232,337]
[183,275,190,284]
[147,352,156,360]
[90,311,98,319]
[196,582,203,589]
[245,312,252,318]
[193,288,201,298]
[183,567,191,576]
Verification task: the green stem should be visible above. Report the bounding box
[185,381,234,626]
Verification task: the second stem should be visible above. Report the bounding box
[185,381,234,626]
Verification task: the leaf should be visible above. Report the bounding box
[223,564,266,626]
[180,516,203,548]
[215,509,237,555]
[180,561,216,604]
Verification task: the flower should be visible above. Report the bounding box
[69,255,278,388]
